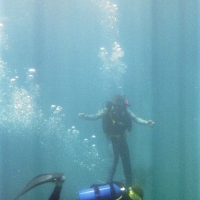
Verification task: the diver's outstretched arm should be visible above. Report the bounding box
[79,109,106,121]
[128,109,155,126]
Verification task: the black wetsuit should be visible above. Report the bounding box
[107,133,132,186]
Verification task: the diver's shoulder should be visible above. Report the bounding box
[127,108,134,116]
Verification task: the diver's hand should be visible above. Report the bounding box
[79,113,87,119]
[146,120,155,127]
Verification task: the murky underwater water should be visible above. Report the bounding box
[0,0,200,200]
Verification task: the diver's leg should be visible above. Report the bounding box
[49,185,63,200]
[107,139,120,183]
[120,137,132,187]
[49,176,65,200]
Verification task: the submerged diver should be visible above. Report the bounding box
[79,95,154,187]
[14,173,144,200]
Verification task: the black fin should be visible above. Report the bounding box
[14,173,64,200]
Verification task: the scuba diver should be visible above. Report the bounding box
[79,95,154,187]
[14,173,144,200]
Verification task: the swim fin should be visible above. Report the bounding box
[14,173,65,200]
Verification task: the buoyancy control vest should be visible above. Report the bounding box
[102,101,132,135]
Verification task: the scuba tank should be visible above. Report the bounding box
[78,182,125,200]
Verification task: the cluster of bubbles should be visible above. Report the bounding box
[41,104,65,137]
[91,1,119,39]
[61,126,106,172]
[111,41,124,61]
[91,1,127,93]
[89,0,119,46]
[0,63,42,130]
[27,68,36,80]
[50,104,63,115]
[99,42,126,91]
[5,87,36,126]
[99,42,125,68]
[100,1,119,39]
[1,64,103,171]
[38,120,105,173]
[0,25,105,175]
[0,60,104,174]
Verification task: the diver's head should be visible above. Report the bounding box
[112,95,125,107]
[128,185,143,200]
[112,95,129,113]
[106,101,113,110]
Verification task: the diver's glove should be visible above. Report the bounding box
[146,120,154,126]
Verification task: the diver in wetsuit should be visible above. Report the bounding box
[79,95,154,187]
